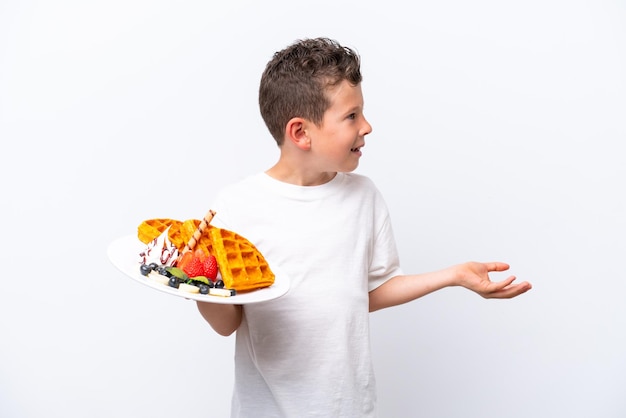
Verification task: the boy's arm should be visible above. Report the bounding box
[196,302,243,336]
[369,262,532,312]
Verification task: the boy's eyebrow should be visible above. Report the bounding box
[344,104,363,114]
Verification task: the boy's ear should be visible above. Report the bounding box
[285,117,311,150]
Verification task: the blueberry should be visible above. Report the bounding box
[157,266,170,277]
[139,264,151,276]
[148,262,159,271]
[215,280,225,288]
[198,284,209,294]
[168,277,180,288]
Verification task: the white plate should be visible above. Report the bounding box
[107,235,290,304]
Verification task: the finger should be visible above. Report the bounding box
[497,275,517,287]
[484,281,532,299]
[483,275,516,293]
[487,262,510,272]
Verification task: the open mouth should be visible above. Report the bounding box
[351,147,362,152]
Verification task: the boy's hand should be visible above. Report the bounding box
[456,262,532,299]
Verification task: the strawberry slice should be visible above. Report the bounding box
[176,251,193,270]
[182,255,205,278]
[203,255,218,281]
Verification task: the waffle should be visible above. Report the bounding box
[166,219,216,257]
[137,218,180,244]
[138,216,275,292]
[208,226,275,292]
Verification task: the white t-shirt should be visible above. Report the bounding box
[210,172,403,418]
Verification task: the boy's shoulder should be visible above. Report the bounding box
[342,172,379,191]
[343,171,373,183]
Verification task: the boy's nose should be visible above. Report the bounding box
[362,117,373,136]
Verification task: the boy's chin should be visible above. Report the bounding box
[342,162,360,173]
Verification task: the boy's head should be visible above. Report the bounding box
[259,37,362,146]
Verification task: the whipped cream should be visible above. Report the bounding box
[138,227,179,266]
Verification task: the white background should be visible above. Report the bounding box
[1,1,625,417]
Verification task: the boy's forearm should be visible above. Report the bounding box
[369,269,455,312]
[196,301,242,336]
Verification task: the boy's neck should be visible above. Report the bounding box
[265,163,337,186]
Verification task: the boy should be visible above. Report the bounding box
[196,37,532,417]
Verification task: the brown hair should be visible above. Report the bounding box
[259,37,362,145]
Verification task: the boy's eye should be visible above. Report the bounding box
[347,113,356,120]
